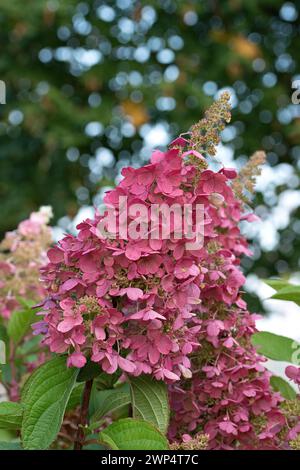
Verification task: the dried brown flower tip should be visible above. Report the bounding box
[189,91,231,157]
[232,150,266,204]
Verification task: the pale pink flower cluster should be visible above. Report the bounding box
[0,207,53,318]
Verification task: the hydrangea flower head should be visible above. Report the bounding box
[39,94,298,449]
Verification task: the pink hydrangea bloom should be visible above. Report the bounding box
[38,137,296,449]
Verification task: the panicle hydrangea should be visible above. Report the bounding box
[0,206,53,318]
[38,94,299,449]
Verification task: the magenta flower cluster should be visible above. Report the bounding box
[38,139,297,449]
[168,307,287,449]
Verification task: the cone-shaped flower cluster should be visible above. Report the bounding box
[38,94,298,449]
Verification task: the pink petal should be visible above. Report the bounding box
[169,136,189,148]
[47,248,64,263]
[182,150,205,160]
[57,317,82,333]
[79,254,98,273]
[94,326,106,340]
[207,324,218,337]
[144,309,166,321]
[60,278,80,292]
[150,150,165,164]
[156,335,173,354]
[125,244,142,261]
[219,421,237,434]
[67,352,87,368]
[223,337,234,348]
[285,365,300,381]
[148,347,160,365]
[118,356,136,373]
[125,287,144,301]
[96,280,110,297]
[162,369,180,381]
[221,167,237,179]
[243,389,256,397]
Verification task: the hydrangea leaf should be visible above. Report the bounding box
[7,306,36,344]
[0,402,23,430]
[263,279,291,292]
[252,331,300,363]
[21,356,78,450]
[270,376,297,400]
[15,298,36,309]
[65,383,84,412]
[90,388,131,427]
[77,360,102,382]
[94,371,121,391]
[129,375,170,434]
[270,285,300,306]
[99,418,168,450]
[89,379,125,417]
[82,432,105,450]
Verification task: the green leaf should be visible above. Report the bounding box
[94,370,121,391]
[0,402,23,430]
[65,383,84,412]
[20,370,36,402]
[252,331,300,363]
[7,307,36,344]
[0,428,16,441]
[270,285,300,306]
[82,433,105,450]
[270,376,297,400]
[99,418,168,450]
[21,356,79,450]
[90,388,131,426]
[89,382,130,418]
[83,442,105,450]
[16,298,36,309]
[18,335,42,356]
[130,375,169,434]
[0,441,22,450]
[263,279,290,291]
[0,324,9,344]
[77,360,102,382]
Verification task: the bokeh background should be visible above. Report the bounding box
[1,0,300,319]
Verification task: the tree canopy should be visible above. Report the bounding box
[0,0,300,283]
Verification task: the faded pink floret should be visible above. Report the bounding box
[285,366,300,385]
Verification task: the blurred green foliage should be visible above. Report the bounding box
[0,0,300,286]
